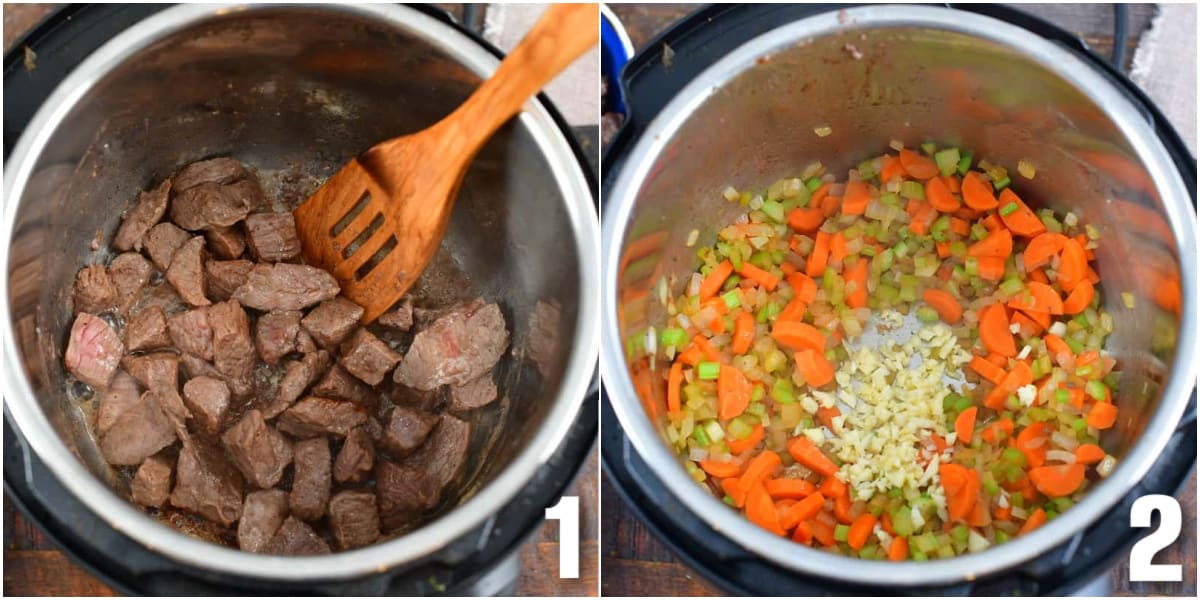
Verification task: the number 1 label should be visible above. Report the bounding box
[1129,494,1182,582]
[545,496,579,579]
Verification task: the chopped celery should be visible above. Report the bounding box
[1086,380,1108,401]
[935,148,961,177]
[722,290,741,310]
[834,524,851,542]
[916,306,940,324]
[697,362,720,380]
[805,177,823,192]
[994,176,1011,190]
[692,423,711,446]
[999,202,1019,216]
[659,327,687,348]
[921,141,937,155]
[900,180,925,201]
[956,153,973,176]
[761,199,785,223]
[772,378,795,404]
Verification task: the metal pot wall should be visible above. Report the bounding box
[602,4,1196,593]
[2,3,598,594]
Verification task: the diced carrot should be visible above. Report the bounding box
[880,511,895,536]
[811,182,831,207]
[936,242,951,258]
[1075,234,1096,261]
[780,492,826,531]
[771,321,826,353]
[1043,333,1073,365]
[939,463,977,521]
[925,175,960,212]
[961,172,998,210]
[979,303,1017,357]
[821,194,841,217]
[968,227,1013,258]
[955,406,978,444]
[818,476,846,500]
[830,231,849,264]
[677,344,704,367]
[1022,308,1051,330]
[765,478,817,500]
[738,262,780,291]
[722,476,747,508]
[1023,232,1067,270]
[788,207,825,233]
[780,261,797,276]
[776,297,807,323]
[842,181,872,216]
[847,513,878,550]
[888,537,909,561]
[728,423,765,454]
[700,459,742,478]
[787,436,839,477]
[994,505,1012,521]
[969,355,1006,385]
[909,202,937,236]
[717,364,752,420]
[1075,444,1106,465]
[899,148,939,179]
[732,311,755,355]
[1029,463,1086,497]
[985,361,1033,410]
[806,231,831,277]
[816,406,841,431]
[943,174,962,193]
[1087,401,1118,430]
[1010,310,1044,338]
[699,260,734,301]
[667,362,683,413]
[1028,268,1050,284]
[1020,508,1047,535]
[834,489,853,524]
[981,213,1004,232]
[986,352,1007,367]
[738,450,782,493]
[976,256,1005,281]
[845,258,869,309]
[967,490,992,528]
[787,272,818,304]
[922,288,963,324]
[981,418,1014,444]
[1062,279,1094,315]
[794,348,835,387]
[1057,238,1088,292]
[880,154,906,182]
[746,483,786,535]
[791,520,814,544]
[997,188,1045,237]
[1016,421,1050,468]
[949,216,970,236]
[1007,281,1064,315]
[810,515,837,547]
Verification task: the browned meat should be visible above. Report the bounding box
[168,306,213,360]
[277,397,368,439]
[209,300,254,384]
[170,183,253,231]
[376,460,441,516]
[295,329,318,354]
[328,490,380,550]
[124,305,170,352]
[170,441,244,527]
[155,388,193,437]
[131,453,174,508]
[144,222,191,271]
[289,437,331,521]
[98,371,140,436]
[301,297,364,349]
[223,180,267,213]
[179,353,219,381]
[165,236,210,306]
[393,301,508,390]
[448,374,498,412]
[527,299,562,377]
[238,489,288,553]
[255,310,302,365]
[377,297,413,331]
[381,407,438,457]
[122,352,178,392]
[222,409,293,489]
[391,383,444,412]
[73,265,118,314]
[263,516,330,556]
[245,213,301,262]
[205,259,254,302]
[65,313,125,388]
[109,252,154,314]
[99,391,177,466]
[334,427,375,484]
[205,226,246,260]
[311,364,375,407]
[172,157,249,192]
[339,329,400,386]
[232,263,340,311]
[402,413,470,490]
[262,351,328,419]
[182,376,230,435]
[113,179,170,252]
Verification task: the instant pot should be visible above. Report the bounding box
[3,3,598,595]
[602,4,1196,595]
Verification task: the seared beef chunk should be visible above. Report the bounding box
[179,352,221,381]
[391,383,443,412]
[99,391,177,466]
[172,157,249,192]
[263,517,330,556]
[131,453,174,508]
[377,297,413,331]
[205,259,254,302]
[222,409,293,489]
[113,179,170,252]
[238,489,288,553]
[263,351,328,419]
[394,301,508,390]
[296,329,318,354]
[168,306,213,360]
[109,252,153,314]
[165,236,210,306]
[170,441,244,527]
[144,222,191,271]
[65,313,125,388]
[206,226,246,260]
[334,427,375,484]
[311,364,375,407]
[155,387,192,436]
[449,374,498,412]
[232,263,339,311]
[98,371,140,436]
[376,460,440,516]
[301,297,363,348]
[381,407,438,457]
[339,329,400,386]
[527,300,562,377]
[182,376,230,435]
[290,437,331,521]
[73,265,118,314]
[209,300,254,384]
[125,305,170,352]
[328,490,381,550]
[170,183,253,231]
[255,309,302,365]
[278,397,368,439]
[122,351,178,391]
[245,213,301,262]
[403,414,470,489]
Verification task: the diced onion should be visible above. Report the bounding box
[1046,449,1077,464]
[1097,455,1118,477]
[1051,431,1080,451]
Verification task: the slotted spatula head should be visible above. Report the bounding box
[292,3,598,324]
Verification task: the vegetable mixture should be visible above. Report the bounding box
[641,143,1120,560]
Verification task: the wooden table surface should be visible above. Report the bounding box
[2,3,598,596]
[601,3,1197,597]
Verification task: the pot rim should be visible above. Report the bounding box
[1,3,599,581]
[601,5,1196,586]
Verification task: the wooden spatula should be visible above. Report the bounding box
[293,4,598,323]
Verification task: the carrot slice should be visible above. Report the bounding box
[969,355,1006,385]
[771,321,826,353]
[834,489,853,524]
[899,148,939,179]
[787,272,818,304]
[997,188,1046,237]
[1044,334,1074,365]
[699,459,742,478]
[791,520,814,544]
[967,227,1013,258]
[880,154,906,182]
[1023,232,1067,270]
[737,450,782,493]
[717,364,751,420]
[975,256,1005,281]
[780,492,826,531]
[842,181,872,216]
[955,406,978,444]
[728,424,765,455]
[1062,279,1094,315]
[939,463,976,521]
[787,436,839,477]
[746,483,786,535]
[1029,463,1086,497]
[788,207,825,233]
[818,476,846,500]
[794,348,835,387]
[888,537,909,561]
[1087,402,1118,429]
[981,418,1014,444]
[692,334,721,362]
[1007,281,1064,315]
[667,361,683,413]
[847,514,878,550]
[1016,421,1050,468]
[925,175,960,212]
[1010,311,1044,338]
[1020,508,1048,535]
[699,260,734,300]
[845,258,869,309]
[949,216,970,236]
[806,231,831,277]
[738,262,780,291]
[961,172,999,210]
[765,478,817,500]
[1075,444,1106,465]
[1057,238,1088,292]
[677,344,704,367]
[732,311,756,355]
[722,476,747,507]
[979,303,1017,357]
[922,288,963,324]
[816,406,841,431]
[776,297,807,323]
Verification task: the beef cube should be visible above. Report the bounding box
[98,371,140,436]
[328,490,381,550]
[263,516,330,556]
[262,351,328,419]
[412,297,483,328]
[377,297,413,331]
[527,300,562,377]
[65,313,125,388]
[209,300,254,383]
[448,373,498,412]
[289,437,331,521]
[301,297,364,348]
[311,364,375,407]
[376,460,441,516]
[205,225,246,260]
[109,252,153,314]
[339,329,400,386]
[232,263,340,311]
[392,383,443,412]
[179,353,221,381]
[393,301,508,390]
[182,376,230,435]
[131,453,174,508]
[402,413,470,490]
[155,387,192,437]
[245,213,301,262]
[334,427,375,484]
[255,309,302,365]
[277,397,367,438]
[295,329,317,354]
[172,157,249,192]
[125,305,170,352]
[222,409,293,489]
[170,182,252,231]
[168,306,212,360]
[122,351,178,392]
[205,259,254,302]
[381,407,438,457]
[170,441,243,527]
[144,222,191,271]
[238,489,289,553]
[165,236,209,306]
[113,179,170,252]
[73,265,118,314]
[99,391,177,466]
[223,179,266,213]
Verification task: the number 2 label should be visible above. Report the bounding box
[545,496,580,579]
[1129,494,1182,582]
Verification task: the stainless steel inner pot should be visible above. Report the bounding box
[602,5,1195,586]
[2,3,598,580]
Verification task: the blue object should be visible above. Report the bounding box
[600,4,634,115]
